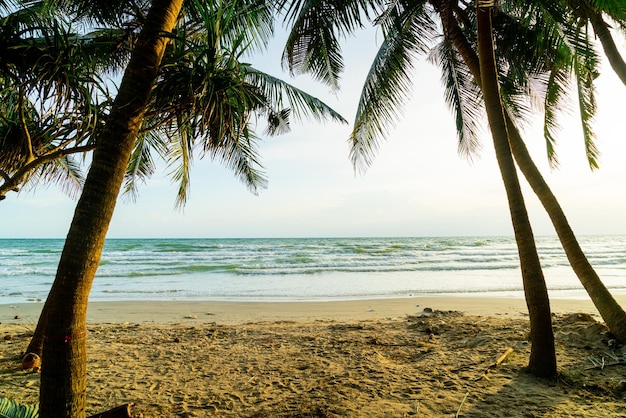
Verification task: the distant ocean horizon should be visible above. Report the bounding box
[0,236,625,304]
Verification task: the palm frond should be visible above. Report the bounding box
[573,37,600,170]
[281,0,379,90]
[0,396,39,418]
[185,0,275,55]
[207,128,268,195]
[41,0,148,26]
[123,130,168,202]
[585,0,626,20]
[37,154,84,198]
[350,2,436,173]
[166,121,194,209]
[245,67,347,124]
[543,66,571,168]
[428,39,483,160]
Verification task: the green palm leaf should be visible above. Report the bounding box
[0,397,39,418]
[350,1,436,173]
[281,0,380,90]
[244,67,347,124]
[429,39,483,161]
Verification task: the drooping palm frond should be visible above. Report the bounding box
[24,153,84,198]
[280,0,381,90]
[244,67,347,123]
[166,119,195,209]
[428,38,483,161]
[123,130,168,202]
[543,66,570,168]
[573,30,600,170]
[0,396,39,418]
[349,1,436,173]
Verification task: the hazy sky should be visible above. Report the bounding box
[2,28,626,239]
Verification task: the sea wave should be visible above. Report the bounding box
[1,236,625,303]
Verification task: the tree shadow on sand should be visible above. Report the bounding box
[458,312,626,417]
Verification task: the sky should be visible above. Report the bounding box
[2,27,626,239]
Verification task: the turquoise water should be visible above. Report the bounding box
[0,236,625,303]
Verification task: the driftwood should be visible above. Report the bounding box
[87,403,134,418]
[476,347,514,381]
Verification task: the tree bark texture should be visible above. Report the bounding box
[438,0,626,343]
[506,122,626,342]
[38,1,183,417]
[588,11,626,86]
[476,3,556,377]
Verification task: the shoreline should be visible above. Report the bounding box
[2,294,624,325]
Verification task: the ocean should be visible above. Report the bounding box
[0,236,625,304]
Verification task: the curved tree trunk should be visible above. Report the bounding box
[438,0,626,342]
[477,2,556,377]
[38,1,183,416]
[506,123,626,341]
[588,11,626,86]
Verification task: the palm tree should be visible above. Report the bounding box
[475,0,555,376]
[433,0,626,342]
[278,0,626,373]
[38,1,185,415]
[18,0,345,367]
[0,3,128,201]
[31,0,346,415]
[569,0,626,85]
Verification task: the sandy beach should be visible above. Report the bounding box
[2,296,626,416]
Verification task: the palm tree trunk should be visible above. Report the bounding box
[506,123,626,341]
[587,11,626,86]
[38,1,183,416]
[437,0,626,343]
[476,2,556,377]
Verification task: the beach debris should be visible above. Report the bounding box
[87,402,134,418]
[174,337,182,343]
[455,392,469,418]
[13,315,20,320]
[184,315,198,319]
[21,353,41,371]
[476,347,514,380]
[3,334,12,341]
[586,352,625,370]
[407,309,462,319]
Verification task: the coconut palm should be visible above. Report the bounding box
[475,0,555,376]
[278,0,626,374]
[569,0,626,85]
[28,0,346,416]
[426,0,626,342]
[37,1,183,414]
[0,2,130,201]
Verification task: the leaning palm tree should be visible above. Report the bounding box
[36,0,184,414]
[432,0,626,342]
[278,1,626,376]
[30,0,346,416]
[280,0,558,375]
[475,0,555,376]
